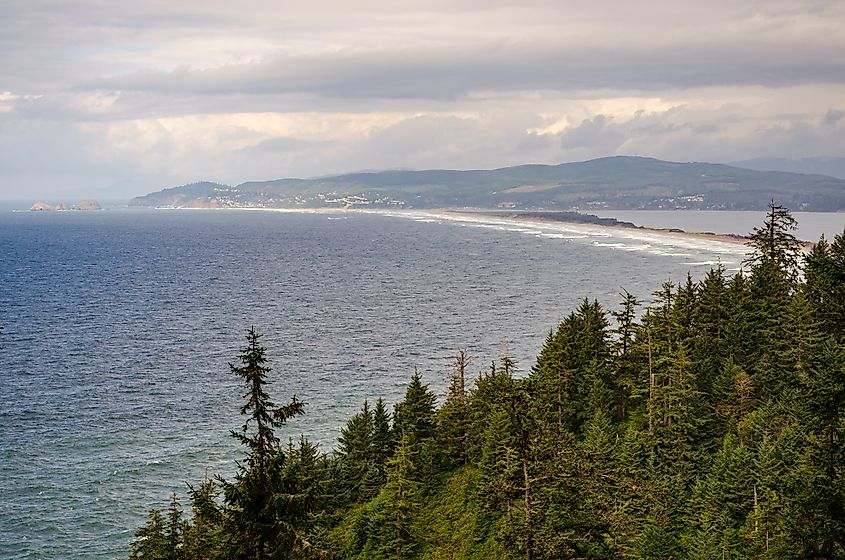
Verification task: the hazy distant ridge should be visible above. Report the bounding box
[130,156,845,211]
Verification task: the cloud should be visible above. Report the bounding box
[823,109,845,126]
[2,0,845,198]
[82,40,845,101]
[558,115,624,151]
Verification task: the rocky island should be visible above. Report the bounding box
[30,199,102,211]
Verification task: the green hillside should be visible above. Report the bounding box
[130,156,845,211]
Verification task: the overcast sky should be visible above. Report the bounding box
[2,0,844,199]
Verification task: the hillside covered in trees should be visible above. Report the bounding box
[130,204,845,560]
[128,156,845,212]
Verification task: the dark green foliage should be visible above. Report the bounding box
[530,299,612,434]
[218,327,308,560]
[368,434,422,558]
[130,207,845,560]
[436,350,472,469]
[788,341,845,559]
[165,494,185,559]
[804,229,845,341]
[130,509,168,560]
[393,370,437,443]
[744,200,803,280]
[335,400,374,504]
[393,370,439,484]
[361,398,394,498]
[611,291,640,420]
[476,409,520,512]
[183,478,221,559]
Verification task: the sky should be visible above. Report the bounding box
[2,0,844,200]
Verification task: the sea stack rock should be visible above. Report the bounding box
[30,202,56,211]
[72,199,102,210]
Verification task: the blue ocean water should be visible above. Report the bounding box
[0,209,750,559]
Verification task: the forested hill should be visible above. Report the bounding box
[129,156,845,212]
[130,205,845,560]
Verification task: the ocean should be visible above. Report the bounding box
[0,207,784,558]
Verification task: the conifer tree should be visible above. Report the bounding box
[693,266,729,394]
[370,434,421,559]
[437,350,472,468]
[530,301,611,434]
[687,433,754,559]
[804,229,845,341]
[744,201,803,281]
[361,397,394,497]
[477,409,521,513]
[746,433,790,557]
[393,369,437,443]
[130,509,168,560]
[164,493,185,560]
[219,327,306,560]
[183,477,222,559]
[713,359,755,433]
[792,341,845,558]
[275,436,325,557]
[724,272,756,370]
[335,400,373,504]
[466,358,519,463]
[611,291,640,420]
[393,370,439,484]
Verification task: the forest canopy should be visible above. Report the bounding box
[129,203,845,560]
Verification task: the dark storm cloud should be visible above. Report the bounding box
[86,42,845,101]
[5,0,845,101]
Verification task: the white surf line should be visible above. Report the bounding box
[366,209,750,257]
[156,206,751,259]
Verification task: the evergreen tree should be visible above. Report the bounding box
[746,433,790,558]
[436,349,472,468]
[393,369,437,443]
[804,230,845,341]
[686,434,754,559]
[744,201,803,281]
[530,300,611,434]
[476,409,521,513]
[361,397,394,497]
[183,477,222,559]
[275,436,326,558]
[165,493,185,560]
[335,400,373,504]
[218,327,307,560]
[466,358,519,463]
[611,291,640,420]
[791,341,845,559]
[369,434,421,559]
[693,266,729,398]
[724,272,756,371]
[130,509,168,560]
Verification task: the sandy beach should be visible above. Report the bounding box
[434,209,752,246]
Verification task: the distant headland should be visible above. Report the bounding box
[130,156,845,212]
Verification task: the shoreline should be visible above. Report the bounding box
[149,205,760,252]
[434,209,754,247]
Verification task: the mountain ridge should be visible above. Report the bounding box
[130,156,845,211]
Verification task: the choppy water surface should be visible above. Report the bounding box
[0,208,755,559]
